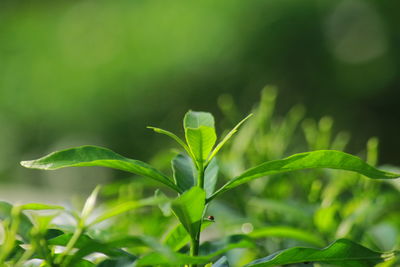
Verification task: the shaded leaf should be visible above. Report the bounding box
[172,153,195,192]
[20,145,181,193]
[0,201,33,242]
[209,150,400,201]
[244,238,393,267]
[204,157,219,198]
[171,187,205,239]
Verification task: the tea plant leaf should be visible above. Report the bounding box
[249,226,325,247]
[212,256,229,267]
[204,157,219,198]
[184,111,217,166]
[244,238,394,267]
[18,203,64,210]
[163,221,213,251]
[172,153,195,192]
[20,145,181,193]
[200,235,255,256]
[207,114,253,164]
[171,186,205,239]
[209,150,400,201]
[147,126,194,158]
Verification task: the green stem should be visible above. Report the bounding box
[190,235,200,267]
[55,225,84,266]
[197,164,205,189]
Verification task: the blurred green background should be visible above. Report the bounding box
[1,0,400,200]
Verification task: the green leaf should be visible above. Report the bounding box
[207,114,252,164]
[244,238,395,267]
[172,153,196,192]
[18,203,64,210]
[171,187,205,239]
[249,226,325,247]
[184,111,217,166]
[20,145,181,193]
[209,150,400,201]
[147,126,193,158]
[184,111,215,129]
[204,157,219,198]
[163,221,213,251]
[212,256,229,267]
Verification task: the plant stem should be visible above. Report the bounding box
[197,164,205,189]
[190,235,200,267]
[55,225,84,266]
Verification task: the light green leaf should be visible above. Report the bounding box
[163,221,213,251]
[147,126,193,158]
[184,111,217,166]
[0,201,33,242]
[209,150,400,202]
[207,114,252,164]
[186,127,217,166]
[244,238,395,267]
[184,111,215,129]
[249,226,325,247]
[171,187,205,239]
[20,145,181,193]
[172,153,196,192]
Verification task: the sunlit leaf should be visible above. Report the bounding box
[184,111,217,166]
[244,238,394,267]
[171,187,205,239]
[209,150,400,201]
[20,145,181,193]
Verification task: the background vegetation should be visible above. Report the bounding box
[0,1,399,265]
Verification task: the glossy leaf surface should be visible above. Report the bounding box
[210,150,400,201]
[245,239,393,267]
[184,111,217,166]
[20,145,181,193]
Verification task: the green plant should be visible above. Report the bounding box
[14,109,400,266]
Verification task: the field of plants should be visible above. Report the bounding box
[1,88,399,266]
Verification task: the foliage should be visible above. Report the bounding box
[1,91,399,266]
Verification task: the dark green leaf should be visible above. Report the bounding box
[172,153,195,192]
[20,145,181,193]
[209,150,400,201]
[244,238,394,267]
[171,187,205,239]
[204,157,219,198]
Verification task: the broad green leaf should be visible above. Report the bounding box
[172,153,196,192]
[244,238,395,267]
[209,150,400,201]
[186,127,217,166]
[184,111,215,129]
[97,257,137,267]
[171,187,205,239]
[204,157,219,198]
[207,114,253,164]
[249,226,325,247]
[163,221,213,251]
[20,145,181,193]
[184,111,217,166]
